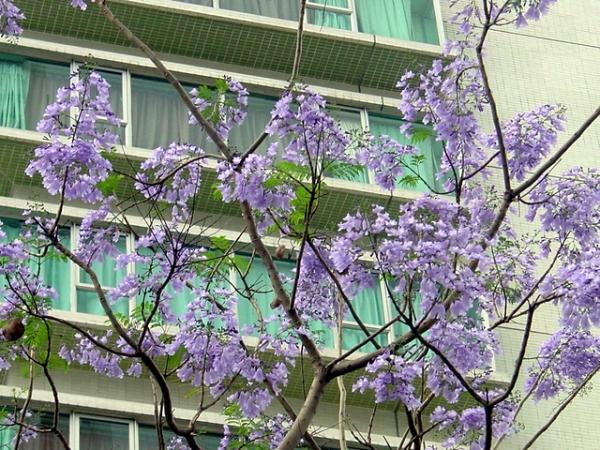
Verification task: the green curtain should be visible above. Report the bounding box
[1,218,71,311]
[309,0,351,30]
[356,0,412,41]
[236,255,334,346]
[324,109,370,183]
[77,236,129,316]
[409,0,439,44]
[369,114,443,193]
[392,288,422,339]
[341,277,387,352]
[0,60,30,129]
[0,425,15,449]
[36,226,71,311]
[236,255,294,336]
[135,246,196,320]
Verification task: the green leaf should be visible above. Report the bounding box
[324,161,366,181]
[97,173,124,196]
[410,125,435,144]
[215,78,228,94]
[233,255,250,274]
[197,85,213,101]
[212,183,223,201]
[398,174,420,188]
[210,236,231,253]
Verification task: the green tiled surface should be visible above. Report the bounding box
[0,139,401,231]
[15,0,438,92]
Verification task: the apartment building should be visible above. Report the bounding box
[0,0,597,449]
[0,1,448,448]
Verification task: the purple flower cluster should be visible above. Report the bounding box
[487,104,566,181]
[0,0,24,37]
[353,351,422,409]
[59,330,125,378]
[135,144,205,221]
[425,320,497,403]
[26,71,118,204]
[188,78,248,142]
[526,329,600,400]
[431,397,517,449]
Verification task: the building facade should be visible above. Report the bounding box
[0,0,597,449]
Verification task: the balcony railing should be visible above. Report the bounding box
[13,0,443,92]
[172,0,440,45]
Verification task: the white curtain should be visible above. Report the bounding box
[220,0,299,21]
[131,76,215,152]
[25,61,70,131]
[178,0,212,5]
[227,95,274,153]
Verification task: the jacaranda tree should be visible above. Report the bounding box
[0,0,599,449]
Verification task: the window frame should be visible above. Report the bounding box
[232,251,399,352]
[70,62,133,147]
[72,413,135,450]
[306,1,355,31]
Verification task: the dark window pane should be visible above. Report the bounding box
[79,418,129,450]
[139,425,222,450]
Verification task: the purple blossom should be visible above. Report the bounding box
[0,0,25,37]
[26,71,118,204]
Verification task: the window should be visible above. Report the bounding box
[0,411,69,450]
[235,254,295,336]
[307,0,352,31]
[220,0,299,21]
[177,0,212,5]
[235,253,335,346]
[78,417,131,450]
[227,95,275,153]
[233,254,405,352]
[130,75,216,152]
[368,114,443,193]
[76,65,129,144]
[341,276,390,352]
[173,0,439,44]
[73,226,131,316]
[134,245,196,320]
[0,217,71,311]
[138,425,221,450]
[0,54,70,131]
[355,0,439,44]
[324,107,370,183]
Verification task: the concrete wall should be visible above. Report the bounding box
[441,1,600,448]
